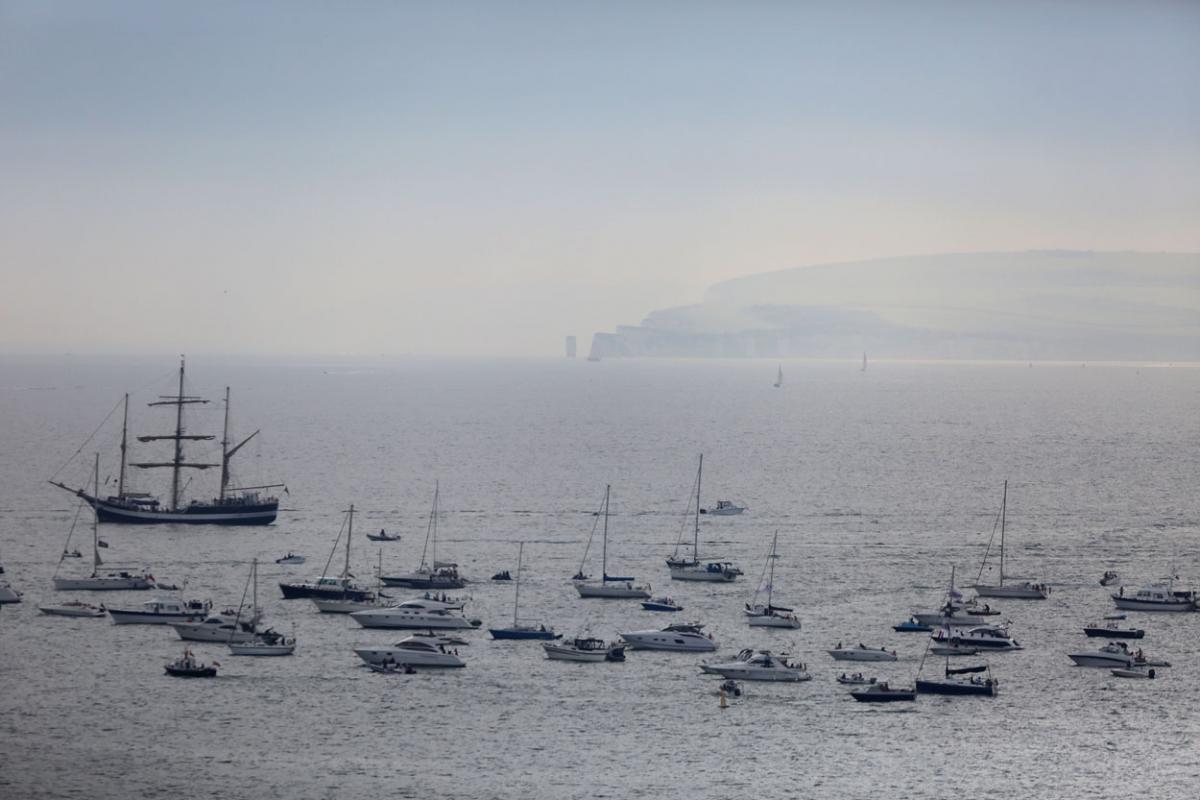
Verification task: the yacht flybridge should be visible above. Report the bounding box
[701,649,810,681]
[667,456,742,582]
[972,481,1049,599]
[620,622,718,652]
[49,358,284,525]
[1112,582,1198,612]
[574,485,651,599]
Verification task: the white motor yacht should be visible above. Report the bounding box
[828,643,898,662]
[39,601,106,618]
[171,609,263,643]
[620,622,718,652]
[108,597,212,625]
[1112,584,1197,612]
[542,637,625,662]
[350,606,480,630]
[354,636,466,668]
[933,624,1022,651]
[700,648,810,681]
[1068,642,1169,668]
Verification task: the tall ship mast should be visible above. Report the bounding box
[50,356,285,526]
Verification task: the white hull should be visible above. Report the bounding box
[575,582,650,599]
[350,609,478,630]
[620,632,718,652]
[1112,597,1194,612]
[229,642,295,656]
[668,566,737,582]
[912,611,988,627]
[828,649,897,662]
[541,644,611,662]
[0,584,22,604]
[53,575,154,591]
[746,614,801,629]
[312,597,377,614]
[108,607,209,625]
[973,584,1048,599]
[354,647,464,668]
[172,622,259,643]
[701,664,810,681]
[1069,653,1134,668]
[39,605,105,617]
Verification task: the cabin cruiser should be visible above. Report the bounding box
[700,649,810,681]
[350,605,480,630]
[620,622,718,652]
[642,596,683,612]
[542,637,626,662]
[701,500,746,516]
[1068,642,1169,669]
[39,601,106,618]
[1083,622,1144,639]
[1112,584,1198,612]
[354,636,466,668]
[171,609,271,643]
[850,682,916,702]
[932,624,1022,651]
[108,597,212,625]
[279,575,373,601]
[828,643,898,662]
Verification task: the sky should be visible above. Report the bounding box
[1,0,1197,356]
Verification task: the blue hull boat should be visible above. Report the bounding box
[894,620,933,632]
[489,627,561,640]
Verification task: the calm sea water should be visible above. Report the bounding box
[1,356,1198,799]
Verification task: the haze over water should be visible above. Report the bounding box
[1,356,1198,798]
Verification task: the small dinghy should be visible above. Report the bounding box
[165,649,219,678]
[61,549,82,559]
[1104,612,1128,621]
[491,570,512,581]
[366,529,401,542]
[369,661,417,674]
[39,601,106,618]
[1100,570,1120,587]
[718,679,743,697]
[1083,622,1144,639]
[893,618,932,632]
[850,682,916,702]
[642,596,683,612]
[837,672,877,685]
[1111,667,1156,679]
[275,553,306,565]
[828,643,898,662]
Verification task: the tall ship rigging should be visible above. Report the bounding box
[50,357,284,526]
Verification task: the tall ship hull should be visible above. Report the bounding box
[67,492,278,526]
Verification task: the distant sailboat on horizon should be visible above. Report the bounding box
[773,364,783,388]
[861,352,868,372]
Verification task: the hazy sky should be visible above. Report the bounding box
[2,0,1197,356]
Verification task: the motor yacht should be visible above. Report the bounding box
[354,636,465,668]
[700,648,810,681]
[828,643,898,662]
[933,624,1022,651]
[1112,584,1197,612]
[229,636,296,656]
[542,637,625,662]
[620,622,718,652]
[171,609,266,643]
[108,597,212,625]
[350,605,480,630]
[1068,642,1168,668]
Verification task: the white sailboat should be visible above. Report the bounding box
[667,455,741,582]
[228,558,295,655]
[773,364,783,388]
[744,532,801,628]
[861,352,867,372]
[972,481,1049,599]
[575,485,651,599]
[52,454,154,591]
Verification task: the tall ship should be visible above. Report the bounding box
[50,357,284,526]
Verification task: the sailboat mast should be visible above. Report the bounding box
[251,557,258,631]
[344,504,354,580]
[767,531,777,608]
[694,455,702,557]
[91,452,101,576]
[219,387,231,502]
[117,394,129,498]
[602,484,610,580]
[170,356,186,511]
[513,541,524,626]
[432,481,439,567]
[999,480,1008,585]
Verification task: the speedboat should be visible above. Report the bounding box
[620,622,718,652]
[932,624,1022,651]
[1112,584,1197,612]
[229,635,296,656]
[893,617,933,633]
[275,553,305,565]
[62,549,82,559]
[642,596,683,612]
[1083,622,1144,639]
[164,649,218,678]
[700,649,810,681]
[542,637,625,662]
[719,679,743,697]
[39,601,106,618]
[916,663,999,696]
[1068,642,1169,668]
[850,682,916,702]
[1100,570,1119,586]
[172,609,266,643]
[701,500,746,516]
[837,673,876,685]
[354,636,465,668]
[828,643,898,662]
[108,597,212,625]
[350,606,480,630]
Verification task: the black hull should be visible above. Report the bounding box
[916,680,997,696]
[279,583,372,601]
[1083,628,1144,639]
[79,490,278,526]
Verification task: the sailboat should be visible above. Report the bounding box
[49,358,284,525]
[666,455,742,582]
[229,559,295,656]
[382,482,466,589]
[744,532,801,628]
[279,505,373,600]
[773,364,783,388]
[575,485,651,599]
[972,481,1049,599]
[312,548,386,613]
[861,352,867,372]
[489,542,560,640]
[52,454,154,591]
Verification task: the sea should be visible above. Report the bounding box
[1,355,1198,799]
